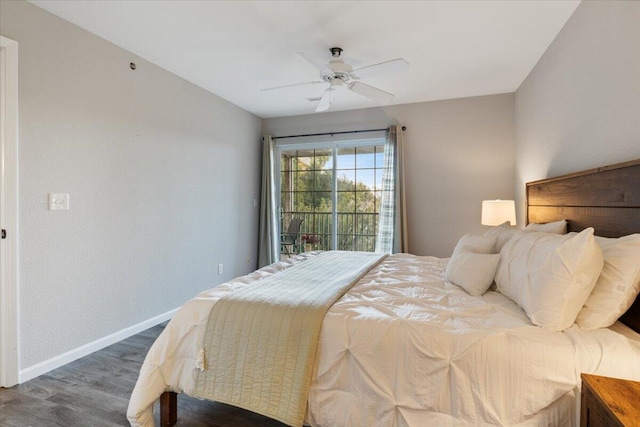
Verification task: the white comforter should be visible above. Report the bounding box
[127,252,640,427]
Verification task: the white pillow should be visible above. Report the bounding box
[446,248,501,296]
[525,219,567,234]
[576,234,640,329]
[483,221,518,252]
[451,233,497,258]
[495,228,604,331]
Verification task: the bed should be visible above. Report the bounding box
[127,159,640,427]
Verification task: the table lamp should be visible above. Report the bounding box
[481,199,516,226]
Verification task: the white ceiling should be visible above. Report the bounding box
[30,0,580,119]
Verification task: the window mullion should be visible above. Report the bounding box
[331,144,338,250]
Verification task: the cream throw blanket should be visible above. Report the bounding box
[193,251,386,426]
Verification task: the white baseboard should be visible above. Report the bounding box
[19,308,178,383]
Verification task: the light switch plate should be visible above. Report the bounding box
[49,193,70,210]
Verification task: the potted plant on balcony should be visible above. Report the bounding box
[300,234,319,252]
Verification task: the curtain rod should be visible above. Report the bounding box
[273,126,406,140]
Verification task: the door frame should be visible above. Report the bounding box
[274,135,386,255]
[0,35,19,387]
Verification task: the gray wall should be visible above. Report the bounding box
[264,93,516,257]
[1,1,262,369]
[515,0,640,224]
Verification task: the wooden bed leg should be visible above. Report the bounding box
[160,391,177,427]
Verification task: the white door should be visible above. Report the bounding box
[0,35,19,387]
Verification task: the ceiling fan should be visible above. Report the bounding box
[262,47,409,112]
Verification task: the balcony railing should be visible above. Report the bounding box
[280,211,379,255]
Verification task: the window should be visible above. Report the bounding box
[277,139,386,255]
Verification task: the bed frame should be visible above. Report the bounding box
[527,158,640,333]
[159,158,640,426]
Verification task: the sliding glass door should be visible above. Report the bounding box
[277,139,386,256]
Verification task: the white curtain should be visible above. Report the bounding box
[258,135,278,267]
[375,125,408,254]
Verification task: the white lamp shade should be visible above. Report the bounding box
[481,200,516,226]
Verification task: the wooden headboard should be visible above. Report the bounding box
[527,159,640,333]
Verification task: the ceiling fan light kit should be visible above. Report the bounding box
[262,47,409,113]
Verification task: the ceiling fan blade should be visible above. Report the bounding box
[316,88,332,112]
[261,81,325,91]
[349,81,394,104]
[298,52,333,76]
[352,58,409,80]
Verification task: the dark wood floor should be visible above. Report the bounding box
[0,323,287,427]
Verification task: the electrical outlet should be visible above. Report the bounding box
[217,264,223,275]
[253,198,258,208]
[49,193,70,210]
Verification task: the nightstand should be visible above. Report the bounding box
[581,373,640,427]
